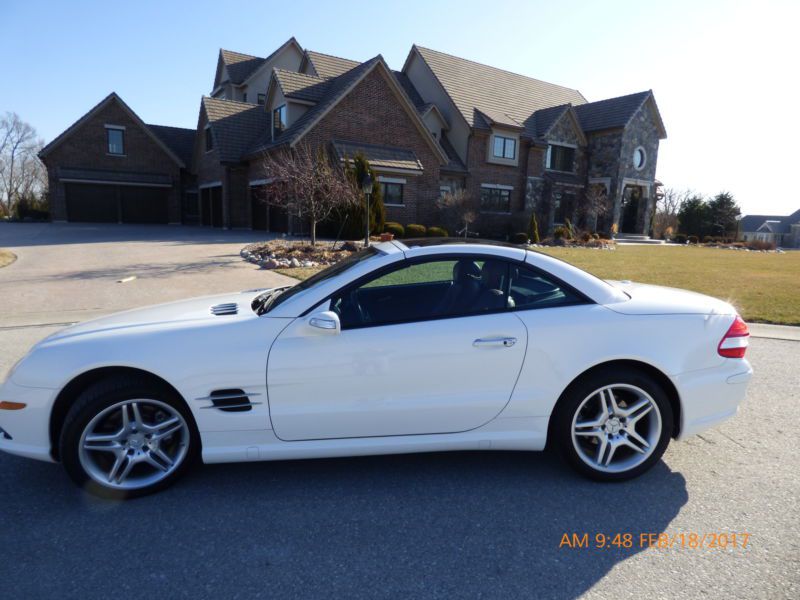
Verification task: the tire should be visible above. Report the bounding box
[59,376,199,499]
[552,367,673,482]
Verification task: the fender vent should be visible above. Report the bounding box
[210,303,238,316]
[197,389,260,412]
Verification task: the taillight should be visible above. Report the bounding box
[718,315,749,358]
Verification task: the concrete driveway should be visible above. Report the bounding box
[0,223,798,599]
[0,222,293,376]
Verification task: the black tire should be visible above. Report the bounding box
[551,366,673,482]
[59,376,199,500]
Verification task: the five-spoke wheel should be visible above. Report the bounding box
[554,368,673,481]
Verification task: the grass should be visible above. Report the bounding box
[0,249,16,268]
[274,245,800,326]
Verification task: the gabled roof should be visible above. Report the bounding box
[272,69,332,103]
[405,45,587,131]
[249,56,449,164]
[529,104,587,145]
[202,97,268,163]
[302,50,360,79]
[38,92,186,168]
[740,209,800,234]
[575,91,666,138]
[219,50,265,85]
[147,125,196,167]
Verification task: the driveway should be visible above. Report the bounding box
[0,223,798,598]
[0,223,293,376]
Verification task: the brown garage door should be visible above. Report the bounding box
[65,183,169,224]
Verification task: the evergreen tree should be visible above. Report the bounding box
[528,211,540,243]
[340,153,384,239]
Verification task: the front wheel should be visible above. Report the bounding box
[553,368,673,481]
[59,377,198,499]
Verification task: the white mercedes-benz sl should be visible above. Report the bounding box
[0,240,752,498]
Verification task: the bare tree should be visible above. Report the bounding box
[581,183,610,232]
[259,143,359,245]
[437,188,479,238]
[652,187,688,239]
[0,112,45,216]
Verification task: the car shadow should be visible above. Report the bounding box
[0,449,687,598]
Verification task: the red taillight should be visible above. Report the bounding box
[718,315,749,358]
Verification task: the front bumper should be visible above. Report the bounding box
[0,379,57,462]
[673,359,753,440]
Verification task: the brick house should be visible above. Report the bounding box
[40,38,667,237]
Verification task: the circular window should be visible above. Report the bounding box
[633,146,646,170]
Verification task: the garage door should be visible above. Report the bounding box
[65,183,169,224]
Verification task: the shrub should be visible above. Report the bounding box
[528,212,540,244]
[688,235,699,244]
[597,231,611,240]
[384,222,404,238]
[553,225,570,240]
[580,231,592,243]
[673,234,688,244]
[591,233,600,240]
[747,239,776,251]
[405,223,427,237]
[510,232,529,244]
[703,235,714,244]
[427,226,448,237]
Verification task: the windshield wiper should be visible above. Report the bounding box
[253,286,291,315]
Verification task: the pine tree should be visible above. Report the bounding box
[528,212,540,243]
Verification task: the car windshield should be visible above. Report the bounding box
[258,247,379,315]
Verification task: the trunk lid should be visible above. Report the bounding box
[603,280,737,316]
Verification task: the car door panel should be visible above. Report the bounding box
[266,311,527,441]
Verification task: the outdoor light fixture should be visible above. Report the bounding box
[362,173,373,247]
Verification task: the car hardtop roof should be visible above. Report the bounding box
[394,237,526,250]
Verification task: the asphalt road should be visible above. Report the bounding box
[1,224,798,599]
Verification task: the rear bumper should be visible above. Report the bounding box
[672,359,753,440]
[0,379,56,462]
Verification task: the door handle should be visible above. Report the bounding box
[473,337,517,348]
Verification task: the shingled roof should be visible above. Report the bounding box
[203,97,268,163]
[303,50,360,79]
[272,69,332,103]
[147,125,196,167]
[740,209,800,234]
[574,91,665,135]
[220,49,265,84]
[409,45,587,131]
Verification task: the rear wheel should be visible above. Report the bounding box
[59,378,198,499]
[553,368,673,481]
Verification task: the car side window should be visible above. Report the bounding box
[330,256,512,329]
[508,264,584,310]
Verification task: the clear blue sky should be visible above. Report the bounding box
[2,0,797,215]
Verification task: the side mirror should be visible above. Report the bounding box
[308,310,340,334]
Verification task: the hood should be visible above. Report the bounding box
[43,289,272,343]
[603,281,737,316]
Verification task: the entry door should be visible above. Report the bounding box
[266,256,528,441]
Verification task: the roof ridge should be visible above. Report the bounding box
[305,49,360,63]
[414,44,583,96]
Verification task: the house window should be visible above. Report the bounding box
[633,146,646,170]
[272,104,287,140]
[204,126,214,152]
[493,135,516,160]
[480,186,512,212]
[381,182,404,205]
[106,127,125,155]
[547,145,575,172]
[243,92,248,103]
[257,93,266,105]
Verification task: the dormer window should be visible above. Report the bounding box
[243,92,248,103]
[272,104,287,140]
[546,144,575,172]
[105,126,125,155]
[257,94,266,105]
[493,135,516,160]
[204,126,214,152]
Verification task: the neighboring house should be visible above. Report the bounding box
[739,209,800,248]
[40,38,667,237]
[38,93,195,224]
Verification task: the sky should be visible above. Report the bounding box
[1,0,798,216]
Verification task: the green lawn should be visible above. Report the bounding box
[0,249,16,269]
[276,245,800,325]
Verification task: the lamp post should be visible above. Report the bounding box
[362,173,373,247]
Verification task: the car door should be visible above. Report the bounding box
[266,255,528,441]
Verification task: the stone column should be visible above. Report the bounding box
[611,181,624,233]
[639,185,653,235]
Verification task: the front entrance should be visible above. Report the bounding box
[200,186,222,228]
[620,185,646,234]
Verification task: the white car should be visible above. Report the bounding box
[0,240,753,498]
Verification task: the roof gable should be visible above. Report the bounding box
[38,92,186,167]
[301,50,360,79]
[406,45,587,131]
[272,69,332,103]
[575,91,666,138]
[219,49,265,85]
